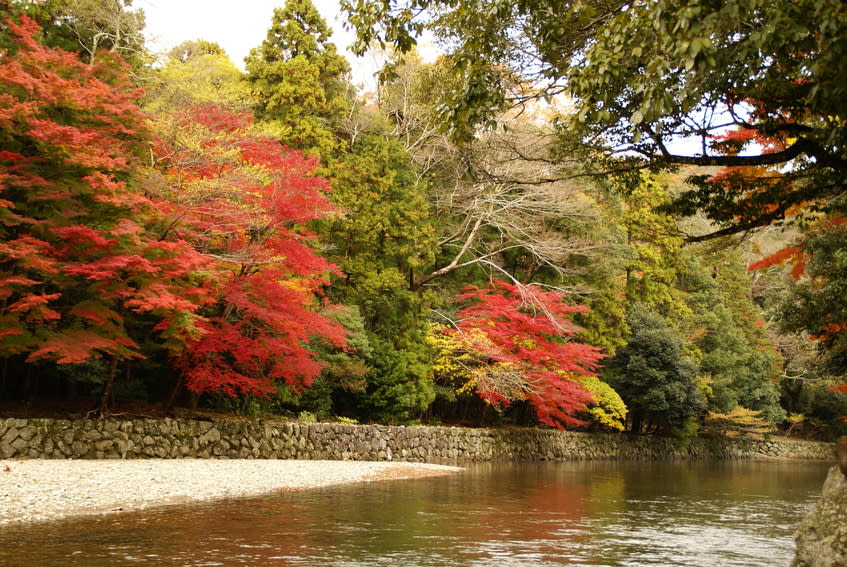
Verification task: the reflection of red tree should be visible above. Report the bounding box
[441,466,590,559]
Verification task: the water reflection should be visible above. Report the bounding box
[0,460,829,567]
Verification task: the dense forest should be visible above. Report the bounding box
[0,0,844,440]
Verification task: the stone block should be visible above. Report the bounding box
[83,429,103,442]
[17,425,37,442]
[0,441,14,459]
[198,428,221,445]
[71,440,89,456]
[1,427,19,446]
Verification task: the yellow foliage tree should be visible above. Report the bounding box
[577,376,628,432]
[703,406,775,439]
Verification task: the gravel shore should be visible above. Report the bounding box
[0,459,462,525]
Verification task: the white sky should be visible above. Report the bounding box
[138,0,385,87]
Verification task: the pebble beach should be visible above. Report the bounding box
[0,459,462,525]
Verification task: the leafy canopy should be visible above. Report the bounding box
[342,0,847,239]
[775,218,847,380]
[245,0,351,156]
[606,304,706,433]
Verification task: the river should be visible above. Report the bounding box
[0,459,830,566]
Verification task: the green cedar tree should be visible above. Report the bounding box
[245,0,351,157]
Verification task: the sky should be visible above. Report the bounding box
[138,0,384,87]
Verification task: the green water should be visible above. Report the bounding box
[0,460,830,566]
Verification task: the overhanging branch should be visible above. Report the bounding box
[651,138,813,167]
[683,206,788,243]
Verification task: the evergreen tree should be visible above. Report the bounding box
[320,132,437,422]
[245,5,438,421]
[606,304,706,434]
[573,173,689,354]
[681,253,784,422]
[617,175,690,319]
[244,0,350,156]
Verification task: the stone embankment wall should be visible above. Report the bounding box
[0,418,835,462]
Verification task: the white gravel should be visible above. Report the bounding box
[0,459,462,525]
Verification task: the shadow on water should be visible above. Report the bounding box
[0,460,830,567]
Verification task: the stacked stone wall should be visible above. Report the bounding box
[0,418,835,462]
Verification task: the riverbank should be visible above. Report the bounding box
[0,459,462,525]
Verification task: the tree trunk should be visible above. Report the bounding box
[21,363,32,402]
[64,374,78,402]
[782,378,803,415]
[0,357,6,401]
[629,410,643,434]
[164,376,184,415]
[98,356,119,416]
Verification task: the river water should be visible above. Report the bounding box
[0,460,830,567]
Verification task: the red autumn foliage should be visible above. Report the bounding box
[748,246,806,278]
[0,18,347,406]
[0,17,209,367]
[452,280,604,429]
[152,103,346,398]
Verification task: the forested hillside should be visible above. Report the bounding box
[0,0,844,440]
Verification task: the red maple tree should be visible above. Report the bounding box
[151,103,346,399]
[0,17,211,411]
[451,280,604,429]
